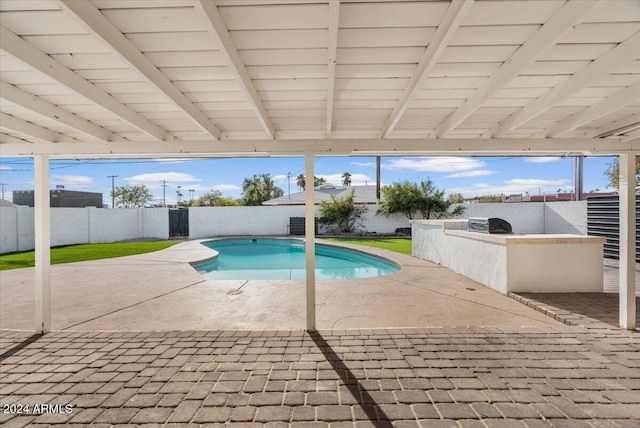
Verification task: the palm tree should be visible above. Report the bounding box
[296,173,306,190]
[341,172,352,186]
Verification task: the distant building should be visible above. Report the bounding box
[263,184,379,206]
[505,192,615,203]
[12,189,103,208]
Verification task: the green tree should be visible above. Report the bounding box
[319,190,367,233]
[377,179,465,220]
[241,173,284,206]
[295,174,327,190]
[194,190,240,206]
[111,184,153,208]
[479,194,504,203]
[604,156,640,189]
[341,172,352,186]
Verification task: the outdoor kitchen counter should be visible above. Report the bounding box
[411,220,606,295]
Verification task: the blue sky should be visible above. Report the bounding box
[0,155,615,206]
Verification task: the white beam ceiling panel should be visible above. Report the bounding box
[0,112,77,143]
[2,137,634,158]
[326,0,339,138]
[195,0,275,139]
[0,80,122,142]
[546,81,640,137]
[0,132,32,145]
[435,0,599,137]
[59,0,222,140]
[0,25,168,141]
[381,0,474,138]
[493,30,640,137]
[590,113,640,138]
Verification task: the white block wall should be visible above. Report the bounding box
[0,202,587,254]
[456,203,545,234]
[0,207,168,254]
[544,201,587,235]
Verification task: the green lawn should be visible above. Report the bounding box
[321,237,411,255]
[0,241,178,271]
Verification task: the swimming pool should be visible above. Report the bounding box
[192,239,400,280]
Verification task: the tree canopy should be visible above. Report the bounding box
[319,190,367,233]
[242,173,284,205]
[295,174,327,190]
[377,179,465,220]
[604,157,640,189]
[194,190,240,206]
[111,184,153,208]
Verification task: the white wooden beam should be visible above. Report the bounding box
[436,0,598,138]
[195,0,275,139]
[305,153,316,332]
[326,0,340,138]
[493,30,640,137]
[0,25,168,141]
[0,112,78,144]
[0,133,32,145]
[34,155,51,334]
[547,82,640,137]
[618,153,637,330]
[0,81,122,142]
[590,113,640,138]
[380,0,474,138]
[59,0,222,140]
[1,137,635,158]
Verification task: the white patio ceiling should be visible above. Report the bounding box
[0,0,639,158]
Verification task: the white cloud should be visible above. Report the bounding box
[351,161,376,167]
[446,169,496,178]
[125,172,201,189]
[212,184,241,192]
[0,165,12,171]
[384,157,486,173]
[318,173,374,186]
[51,175,95,189]
[447,178,570,198]
[151,158,196,163]
[524,157,562,163]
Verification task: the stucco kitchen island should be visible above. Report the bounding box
[412,219,606,295]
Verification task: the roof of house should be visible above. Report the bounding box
[263,184,378,205]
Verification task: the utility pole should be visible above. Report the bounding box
[161,180,169,207]
[287,172,291,197]
[189,189,195,202]
[0,183,7,201]
[107,175,117,208]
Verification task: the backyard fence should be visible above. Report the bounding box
[0,201,587,254]
[587,195,640,262]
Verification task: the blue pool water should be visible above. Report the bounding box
[192,239,400,280]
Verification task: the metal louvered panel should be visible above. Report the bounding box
[586,195,640,262]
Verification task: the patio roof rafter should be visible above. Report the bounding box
[492,29,640,137]
[380,0,474,139]
[59,0,222,140]
[195,0,275,139]
[0,112,78,144]
[0,25,169,141]
[0,80,123,142]
[589,113,640,139]
[326,0,340,138]
[435,0,600,138]
[546,82,640,138]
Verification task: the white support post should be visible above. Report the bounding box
[305,154,316,332]
[619,153,637,330]
[34,155,51,334]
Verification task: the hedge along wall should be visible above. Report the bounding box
[0,201,587,254]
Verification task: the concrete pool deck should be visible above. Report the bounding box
[2,240,639,426]
[0,239,562,331]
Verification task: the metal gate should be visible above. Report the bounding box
[169,209,189,238]
[587,195,640,262]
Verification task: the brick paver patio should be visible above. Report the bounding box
[2,321,639,427]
